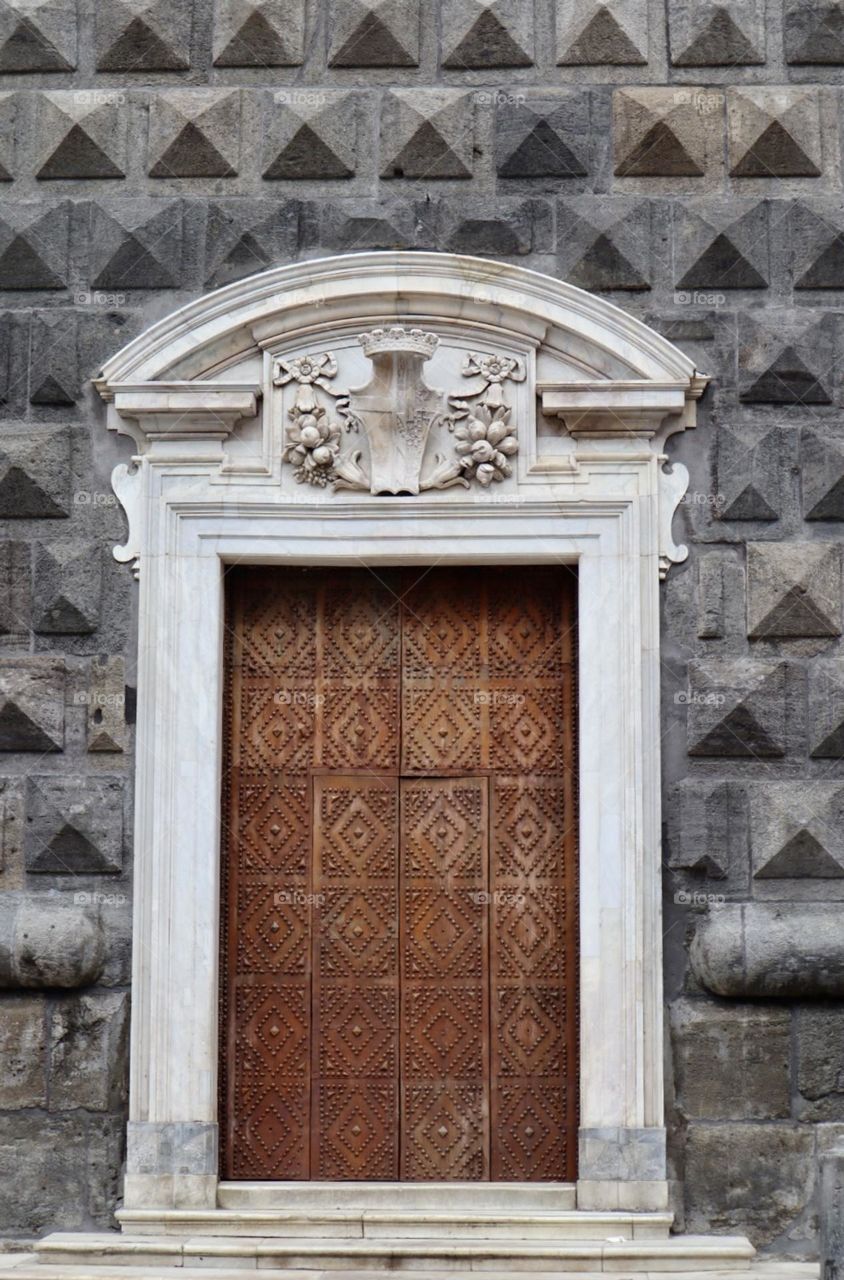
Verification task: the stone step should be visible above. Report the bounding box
[34,1231,756,1272]
[0,1266,818,1280]
[116,1208,674,1240]
[217,1179,578,1212]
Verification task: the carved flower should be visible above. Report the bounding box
[453,405,519,487]
[274,353,339,415]
[463,353,525,385]
[283,408,342,487]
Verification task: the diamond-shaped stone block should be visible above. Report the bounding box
[0,0,76,71]
[29,311,77,406]
[86,656,125,753]
[728,88,822,178]
[0,203,69,290]
[437,198,552,255]
[802,429,844,521]
[788,201,844,291]
[785,1,844,64]
[558,197,653,291]
[496,92,589,179]
[95,0,190,70]
[263,91,358,180]
[213,0,304,66]
[614,88,720,178]
[747,543,841,639]
[442,0,532,68]
[809,660,844,757]
[0,658,65,753]
[0,94,17,181]
[36,92,127,180]
[751,784,844,880]
[32,541,102,636]
[89,200,182,290]
[556,0,647,65]
[674,200,768,290]
[686,659,788,758]
[738,313,833,405]
[204,198,301,286]
[0,427,70,519]
[149,90,240,178]
[668,0,764,65]
[24,776,124,874]
[716,425,783,522]
[329,0,419,66]
[380,90,474,180]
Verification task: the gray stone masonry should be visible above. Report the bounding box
[1,0,844,1257]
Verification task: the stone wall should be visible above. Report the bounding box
[0,0,843,1254]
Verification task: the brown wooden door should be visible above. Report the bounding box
[221,566,577,1181]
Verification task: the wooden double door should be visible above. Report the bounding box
[221,566,578,1181]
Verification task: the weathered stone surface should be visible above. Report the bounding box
[0,93,18,181]
[29,311,77,405]
[820,1146,844,1278]
[263,90,358,180]
[315,198,425,251]
[0,202,69,290]
[149,89,241,179]
[613,88,720,178]
[788,201,844,291]
[686,658,788,758]
[85,656,126,754]
[668,0,764,66]
[204,198,301,287]
[213,0,305,66]
[49,991,129,1111]
[442,0,533,69]
[0,1111,123,1233]
[786,0,844,63]
[24,775,124,874]
[738,312,834,405]
[728,87,823,178]
[694,549,746,638]
[0,895,106,990]
[328,0,419,67]
[750,783,844,882]
[0,0,77,71]
[802,430,844,521]
[691,903,844,997]
[796,1008,844,1120]
[556,0,647,65]
[0,657,65,753]
[0,426,71,519]
[665,780,749,882]
[380,90,474,179]
[496,91,589,179]
[0,995,46,1108]
[437,197,552,255]
[684,1122,814,1244]
[716,424,784,522]
[95,0,190,69]
[671,999,790,1120]
[809,660,844,758]
[32,540,102,635]
[0,541,30,643]
[747,542,842,638]
[0,777,25,885]
[673,199,768,291]
[88,199,183,290]
[557,196,654,291]
[35,91,127,180]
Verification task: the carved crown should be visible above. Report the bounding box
[358,326,439,359]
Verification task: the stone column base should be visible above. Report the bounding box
[124,1122,218,1210]
[577,1127,668,1211]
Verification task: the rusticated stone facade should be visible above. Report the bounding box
[0,0,843,1259]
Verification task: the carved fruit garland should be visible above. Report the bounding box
[448,352,524,487]
[275,353,348,488]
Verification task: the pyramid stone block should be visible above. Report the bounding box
[668,0,764,66]
[316,199,423,252]
[558,197,654,291]
[747,543,841,639]
[716,425,783,523]
[686,659,788,758]
[89,200,183,290]
[29,311,78,406]
[556,0,647,64]
[24,776,124,874]
[442,0,532,68]
[204,199,301,287]
[0,203,69,290]
[380,90,474,180]
[785,1,844,64]
[674,200,768,290]
[36,92,126,180]
[750,784,844,881]
[739,313,833,405]
[96,0,190,69]
[86,656,125,754]
[496,92,589,180]
[809,661,844,758]
[0,0,77,71]
[263,91,358,180]
[728,88,822,178]
[788,201,844,290]
[801,429,844,521]
[0,543,31,646]
[613,88,720,178]
[666,780,749,882]
[0,94,17,181]
[213,0,304,66]
[0,659,65,753]
[437,198,552,256]
[0,427,71,519]
[32,541,102,636]
[149,90,241,178]
[329,0,419,66]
